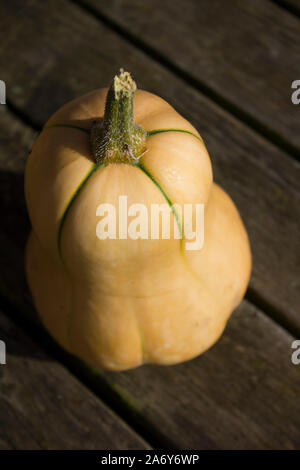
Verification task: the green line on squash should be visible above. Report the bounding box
[147,128,203,142]
[44,124,202,143]
[137,162,183,245]
[57,163,100,255]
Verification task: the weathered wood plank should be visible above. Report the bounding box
[83,0,300,156]
[0,0,299,332]
[109,303,300,450]
[0,314,149,450]
[0,97,300,450]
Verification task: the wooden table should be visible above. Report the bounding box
[0,0,299,450]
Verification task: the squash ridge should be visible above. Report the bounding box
[57,163,100,254]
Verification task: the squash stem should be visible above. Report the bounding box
[90,69,147,164]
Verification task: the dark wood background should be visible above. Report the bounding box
[0,0,299,449]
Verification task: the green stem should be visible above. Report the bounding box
[90,69,147,164]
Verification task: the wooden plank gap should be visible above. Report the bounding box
[271,0,300,17]
[246,287,300,339]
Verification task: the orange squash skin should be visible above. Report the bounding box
[25,85,251,371]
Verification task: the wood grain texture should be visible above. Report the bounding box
[0,91,300,451]
[83,0,300,155]
[0,0,299,332]
[0,313,149,450]
[107,303,300,450]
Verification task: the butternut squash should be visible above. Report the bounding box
[25,70,251,371]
